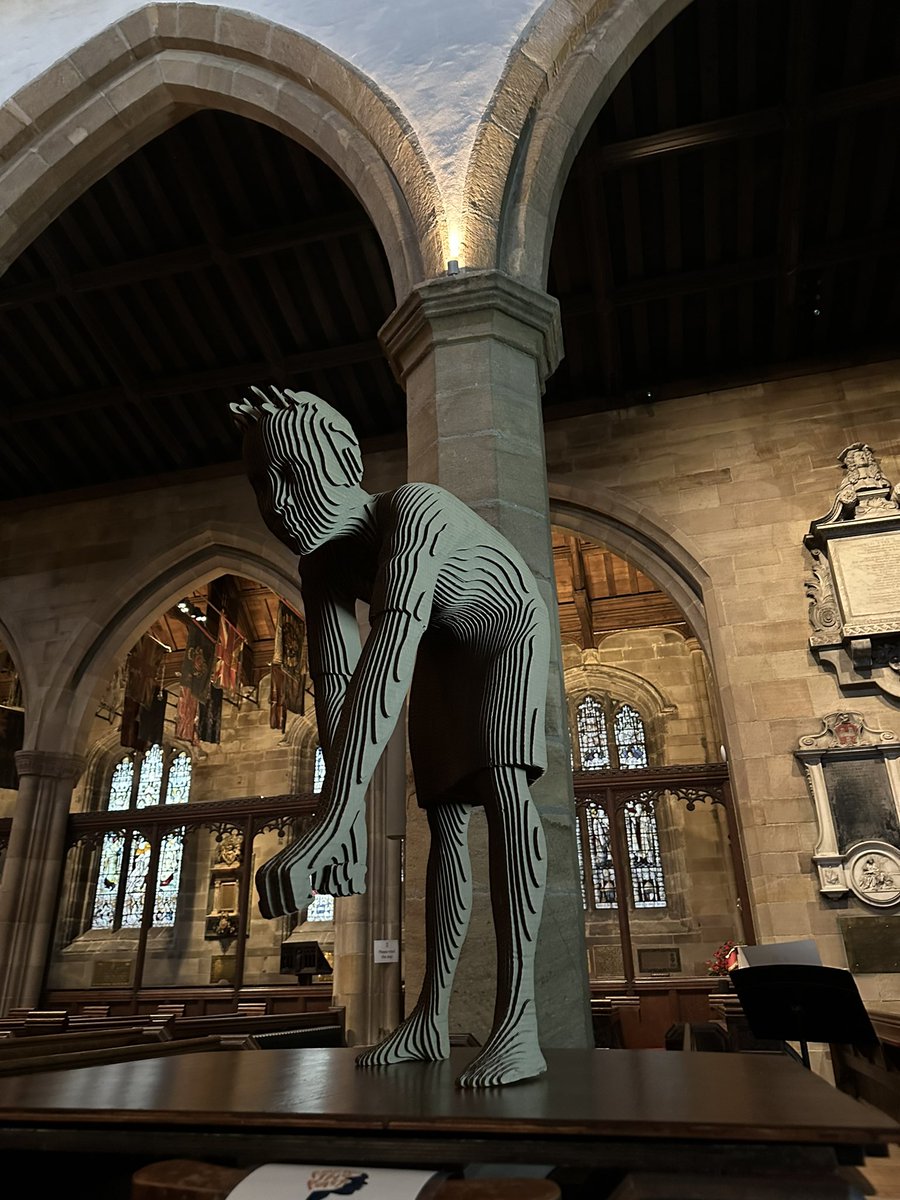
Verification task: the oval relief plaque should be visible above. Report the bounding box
[845,841,900,907]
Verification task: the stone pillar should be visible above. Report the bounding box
[380,269,593,1050]
[687,637,720,761]
[0,750,84,1015]
[330,693,404,1047]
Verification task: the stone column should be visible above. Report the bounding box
[0,750,84,1015]
[330,680,404,1047]
[380,269,593,1050]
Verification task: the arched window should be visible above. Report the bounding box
[91,745,191,930]
[574,695,667,911]
[306,745,333,922]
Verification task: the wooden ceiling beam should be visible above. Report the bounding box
[0,212,370,311]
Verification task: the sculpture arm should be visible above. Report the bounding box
[302,574,362,762]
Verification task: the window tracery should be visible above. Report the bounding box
[91,744,192,931]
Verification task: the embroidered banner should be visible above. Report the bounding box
[274,602,306,715]
[181,620,215,701]
[175,687,199,743]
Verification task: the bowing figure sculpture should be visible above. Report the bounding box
[232,386,550,1087]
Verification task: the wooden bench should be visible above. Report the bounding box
[0,1032,258,1077]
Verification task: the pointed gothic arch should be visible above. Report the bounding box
[0,5,442,296]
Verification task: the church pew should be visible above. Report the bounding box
[0,1032,258,1077]
[831,1009,900,1122]
[0,1022,172,1057]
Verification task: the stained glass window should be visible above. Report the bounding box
[306,892,334,922]
[614,704,649,770]
[584,802,617,908]
[92,743,191,931]
[313,745,326,794]
[577,696,611,769]
[572,696,667,913]
[121,837,152,927]
[165,753,192,805]
[136,743,163,807]
[107,759,134,811]
[624,798,667,908]
[153,829,185,926]
[91,832,126,929]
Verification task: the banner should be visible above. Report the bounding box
[274,602,305,715]
[137,689,167,747]
[180,620,215,701]
[121,635,166,749]
[198,685,223,744]
[175,687,199,743]
[269,663,287,732]
[215,616,243,697]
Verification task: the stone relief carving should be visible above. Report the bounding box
[803,443,900,699]
[232,387,551,1088]
[796,712,900,907]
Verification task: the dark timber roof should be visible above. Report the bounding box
[0,0,898,503]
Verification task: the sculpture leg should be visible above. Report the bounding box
[256,800,368,919]
[456,766,547,1088]
[356,801,472,1066]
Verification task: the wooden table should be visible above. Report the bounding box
[0,1048,896,1199]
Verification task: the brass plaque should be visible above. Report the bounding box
[210,955,235,985]
[637,947,682,974]
[838,917,900,973]
[91,959,133,986]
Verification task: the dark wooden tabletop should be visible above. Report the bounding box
[0,1048,896,1147]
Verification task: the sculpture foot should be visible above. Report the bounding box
[355,1010,449,1067]
[455,1024,546,1089]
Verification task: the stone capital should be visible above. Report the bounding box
[380,269,563,388]
[14,750,85,782]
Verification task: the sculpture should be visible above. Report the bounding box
[231,387,550,1087]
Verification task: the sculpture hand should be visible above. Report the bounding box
[256,806,368,918]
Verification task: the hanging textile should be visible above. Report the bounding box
[215,616,243,698]
[137,689,168,747]
[198,685,223,744]
[269,663,287,733]
[180,619,215,701]
[274,602,305,715]
[121,635,166,749]
[0,705,25,790]
[175,688,199,743]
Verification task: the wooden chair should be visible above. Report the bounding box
[131,1160,561,1200]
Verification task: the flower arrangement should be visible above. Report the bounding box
[705,938,738,976]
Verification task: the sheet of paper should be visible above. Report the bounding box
[227,1163,441,1200]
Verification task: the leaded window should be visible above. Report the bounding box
[91,745,192,931]
[307,745,333,922]
[574,695,667,912]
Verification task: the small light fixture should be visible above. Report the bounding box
[447,259,459,276]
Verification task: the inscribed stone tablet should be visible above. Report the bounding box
[829,530,900,627]
[838,917,900,973]
[822,756,899,851]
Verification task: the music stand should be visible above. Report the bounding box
[731,963,878,1069]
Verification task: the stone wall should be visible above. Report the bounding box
[547,359,900,1006]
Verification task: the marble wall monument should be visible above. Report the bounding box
[232,387,552,1088]
[804,442,900,699]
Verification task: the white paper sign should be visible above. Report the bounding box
[227,1163,439,1200]
[373,938,399,963]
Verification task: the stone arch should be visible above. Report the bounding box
[549,481,739,757]
[0,5,443,296]
[283,712,322,796]
[464,0,690,280]
[32,531,306,757]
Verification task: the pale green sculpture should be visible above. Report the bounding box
[232,387,550,1087]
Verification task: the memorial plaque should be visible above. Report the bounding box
[91,959,133,986]
[823,756,900,851]
[210,955,235,984]
[838,917,900,973]
[829,530,900,628]
[637,947,682,974]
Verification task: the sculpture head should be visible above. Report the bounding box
[231,387,364,555]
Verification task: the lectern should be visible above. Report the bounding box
[732,963,878,1068]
